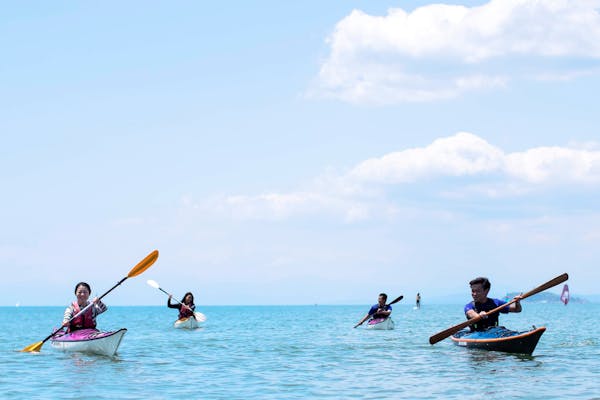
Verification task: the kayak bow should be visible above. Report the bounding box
[451,326,545,355]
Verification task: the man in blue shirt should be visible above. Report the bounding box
[354,293,392,328]
[465,277,522,331]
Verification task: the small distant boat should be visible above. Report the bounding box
[366,317,395,330]
[50,328,127,357]
[451,326,545,355]
[174,316,199,329]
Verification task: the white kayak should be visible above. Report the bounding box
[173,313,206,329]
[366,317,395,330]
[50,328,127,357]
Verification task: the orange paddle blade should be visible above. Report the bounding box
[128,250,159,278]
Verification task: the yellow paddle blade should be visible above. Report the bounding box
[128,250,159,278]
[21,341,43,353]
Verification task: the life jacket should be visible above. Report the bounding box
[469,299,500,331]
[69,302,96,331]
[179,303,195,319]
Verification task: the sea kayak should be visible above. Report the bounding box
[451,326,545,355]
[173,316,199,329]
[50,328,127,357]
[366,317,395,330]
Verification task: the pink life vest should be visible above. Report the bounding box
[69,302,96,331]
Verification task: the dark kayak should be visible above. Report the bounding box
[451,326,545,355]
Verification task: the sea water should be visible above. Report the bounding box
[1,303,598,399]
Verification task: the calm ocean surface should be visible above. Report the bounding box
[1,303,599,399]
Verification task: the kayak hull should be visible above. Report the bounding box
[451,326,545,355]
[366,317,394,330]
[50,328,127,357]
[173,316,199,329]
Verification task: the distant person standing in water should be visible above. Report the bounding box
[354,293,392,328]
[465,277,522,331]
[416,293,421,309]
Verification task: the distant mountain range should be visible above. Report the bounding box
[426,292,599,305]
[505,291,586,304]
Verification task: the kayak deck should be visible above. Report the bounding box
[173,316,199,329]
[50,328,127,357]
[451,326,546,355]
[366,317,395,330]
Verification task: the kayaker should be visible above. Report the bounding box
[168,292,196,319]
[354,293,392,328]
[465,277,522,331]
[62,282,107,332]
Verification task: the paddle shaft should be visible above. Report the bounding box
[429,273,568,345]
[387,295,403,306]
[160,287,195,313]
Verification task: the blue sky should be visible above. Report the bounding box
[2,0,599,306]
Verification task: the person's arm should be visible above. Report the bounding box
[92,298,108,315]
[375,306,392,318]
[509,294,523,313]
[62,305,73,326]
[167,296,179,309]
[465,303,487,320]
[354,314,370,328]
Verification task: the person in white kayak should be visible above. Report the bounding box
[62,282,107,332]
[168,292,196,319]
[354,293,392,328]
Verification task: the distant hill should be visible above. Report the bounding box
[504,291,586,304]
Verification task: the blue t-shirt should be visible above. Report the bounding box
[368,304,392,318]
[464,298,509,331]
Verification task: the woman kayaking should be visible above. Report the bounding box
[62,282,107,332]
[168,292,196,319]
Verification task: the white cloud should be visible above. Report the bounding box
[210,132,600,222]
[312,0,600,103]
[351,132,600,185]
[506,146,600,183]
[349,132,504,183]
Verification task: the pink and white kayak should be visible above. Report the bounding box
[366,317,395,330]
[50,328,127,357]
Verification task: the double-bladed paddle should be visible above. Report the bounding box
[387,295,404,306]
[428,273,568,345]
[146,279,206,322]
[21,250,159,353]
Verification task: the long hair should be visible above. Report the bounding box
[181,292,194,305]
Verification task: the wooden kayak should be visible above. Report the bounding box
[50,328,127,357]
[366,317,395,330]
[451,326,546,355]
